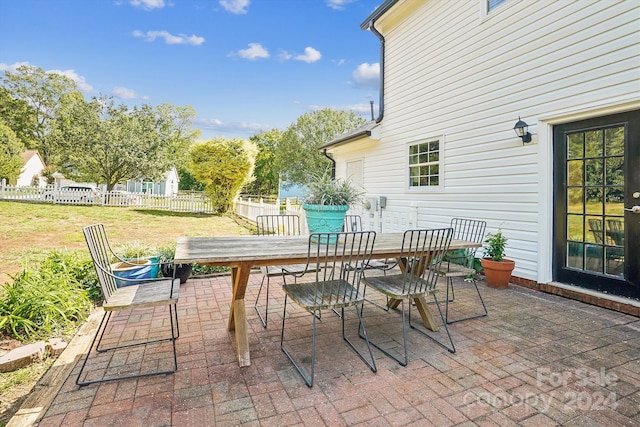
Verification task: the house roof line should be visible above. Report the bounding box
[321,121,379,149]
[360,0,399,30]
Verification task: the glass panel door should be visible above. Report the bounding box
[553,110,639,299]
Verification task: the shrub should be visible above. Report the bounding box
[0,250,95,341]
[189,137,257,213]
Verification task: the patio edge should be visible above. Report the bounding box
[6,309,104,427]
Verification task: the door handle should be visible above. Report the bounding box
[624,205,640,213]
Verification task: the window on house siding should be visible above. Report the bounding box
[487,0,506,12]
[409,140,440,188]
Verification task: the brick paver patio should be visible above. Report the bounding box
[33,272,639,426]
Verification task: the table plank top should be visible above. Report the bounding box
[175,233,480,267]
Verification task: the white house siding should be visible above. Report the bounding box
[329,0,640,282]
[17,151,46,187]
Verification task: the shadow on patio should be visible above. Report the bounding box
[21,273,640,426]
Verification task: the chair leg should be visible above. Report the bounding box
[77,304,179,386]
[363,299,409,366]
[280,295,316,387]
[342,305,377,373]
[445,278,488,324]
[362,285,390,312]
[254,274,270,328]
[409,294,456,353]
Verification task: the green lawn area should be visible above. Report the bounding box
[0,200,253,282]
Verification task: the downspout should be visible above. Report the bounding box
[323,149,336,179]
[368,19,385,123]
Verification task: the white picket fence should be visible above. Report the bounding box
[1,181,419,229]
[0,182,215,213]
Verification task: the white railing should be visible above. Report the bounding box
[233,197,417,233]
[0,181,215,214]
[234,197,307,229]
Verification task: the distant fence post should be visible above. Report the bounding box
[1,179,5,199]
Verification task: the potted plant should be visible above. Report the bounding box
[480,229,515,289]
[302,172,364,242]
[112,242,161,287]
[158,244,192,284]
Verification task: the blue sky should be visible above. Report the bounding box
[0,0,382,140]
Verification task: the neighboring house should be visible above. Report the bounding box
[324,1,640,303]
[17,150,46,187]
[125,167,179,196]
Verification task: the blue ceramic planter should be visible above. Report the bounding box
[303,203,349,243]
[112,259,154,287]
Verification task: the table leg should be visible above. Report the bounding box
[387,298,401,309]
[227,262,252,367]
[413,297,439,332]
[387,256,438,330]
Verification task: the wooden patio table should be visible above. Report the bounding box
[174,233,480,367]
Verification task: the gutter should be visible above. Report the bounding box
[320,1,394,153]
[361,0,398,123]
[364,19,385,123]
[323,149,336,179]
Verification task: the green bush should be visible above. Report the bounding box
[0,250,95,341]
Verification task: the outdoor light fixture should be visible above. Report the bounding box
[513,117,532,144]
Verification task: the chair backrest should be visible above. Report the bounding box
[343,215,362,232]
[588,218,604,244]
[450,218,486,257]
[304,231,376,308]
[398,228,453,296]
[606,219,624,245]
[256,214,302,236]
[83,224,119,303]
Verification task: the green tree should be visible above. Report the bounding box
[189,138,256,213]
[56,95,198,191]
[1,65,81,165]
[0,120,26,183]
[177,166,205,191]
[243,129,282,196]
[0,87,37,148]
[274,108,366,187]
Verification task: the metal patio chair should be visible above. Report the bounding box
[77,224,179,386]
[362,228,455,365]
[254,214,310,328]
[437,218,488,324]
[280,231,378,387]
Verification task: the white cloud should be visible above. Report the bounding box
[308,102,374,117]
[219,0,249,14]
[351,62,379,89]
[112,86,138,99]
[326,0,355,10]
[0,61,30,72]
[132,30,205,45]
[278,50,293,61]
[130,0,165,10]
[48,68,94,92]
[194,116,269,138]
[332,58,346,66]
[233,43,269,60]
[1,62,94,92]
[294,47,321,64]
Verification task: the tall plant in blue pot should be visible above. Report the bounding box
[302,173,363,243]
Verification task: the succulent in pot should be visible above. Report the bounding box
[302,172,364,242]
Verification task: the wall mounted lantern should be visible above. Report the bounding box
[513,117,532,144]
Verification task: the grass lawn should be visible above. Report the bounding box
[0,200,253,283]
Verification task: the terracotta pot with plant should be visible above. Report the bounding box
[480,230,515,289]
